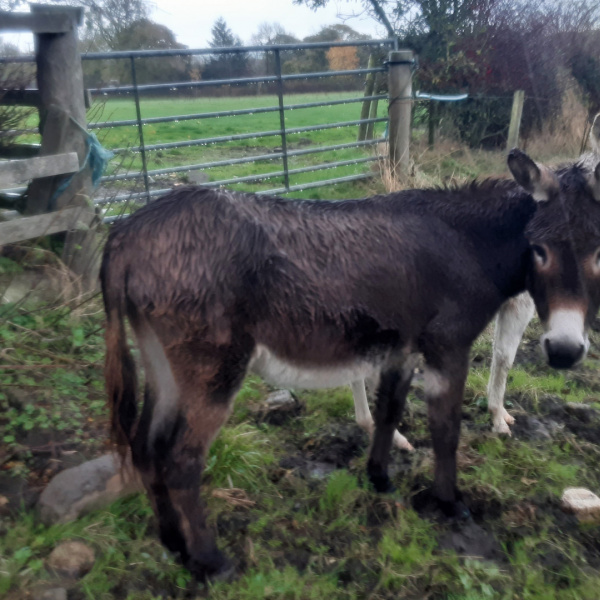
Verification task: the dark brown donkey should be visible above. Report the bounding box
[101,149,600,580]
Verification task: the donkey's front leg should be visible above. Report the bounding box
[351,380,414,451]
[424,351,470,519]
[488,293,534,434]
[366,360,415,493]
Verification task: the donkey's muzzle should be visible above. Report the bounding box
[543,338,586,369]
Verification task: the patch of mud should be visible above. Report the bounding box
[511,414,564,441]
[439,521,504,562]
[548,403,600,444]
[0,472,39,512]
[303,423,368,468]
[278,455,338,480]
[505,394,600,444]
[410,482,504,563]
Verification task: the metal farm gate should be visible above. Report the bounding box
[84,39,397,218]
[2,36,414,223]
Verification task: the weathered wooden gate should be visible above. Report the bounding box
[0,4,99,290]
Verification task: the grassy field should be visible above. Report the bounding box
[83,92,390,211]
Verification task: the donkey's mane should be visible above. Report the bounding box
[113,176,532,245]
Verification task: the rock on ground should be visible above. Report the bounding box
[33,588,67,600]
[257,390,303,425]
[561,487,600,522]
[38,453,143,525]
[47,541,95,578]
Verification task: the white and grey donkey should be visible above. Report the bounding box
[352,115,600,448]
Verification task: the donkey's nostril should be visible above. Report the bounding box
[545,339,585,369]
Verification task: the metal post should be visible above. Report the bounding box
[130,56,150,203]
[387,50,414,175]
[273,49,290,192]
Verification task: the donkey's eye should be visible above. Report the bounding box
[532,244,548,267]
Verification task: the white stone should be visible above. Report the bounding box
[561,488,600,522]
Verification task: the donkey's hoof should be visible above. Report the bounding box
[491,409,514,435]
[188,553,235,583]
[437,498,471,521]
[209,558,237,583]
[369,473,396,494]
[412,488,471,521]
[393,431,414,451]
[502,408,515,426]
[492,419,512,435]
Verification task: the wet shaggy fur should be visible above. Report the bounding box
[101,157,600,580]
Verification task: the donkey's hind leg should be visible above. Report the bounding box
[366,357,417,493]
[132,327,249,580]
[424,349,470,519]
[351,380,413,451]
[488,292,534,435]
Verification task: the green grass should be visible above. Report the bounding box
[2,300,600,599]
[4,142,600,598]
[15,93,388,214]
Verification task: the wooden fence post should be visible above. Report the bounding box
[26,4,100,291]
[387,50,414,175]
[357,54,376,142]
[507,90,525,150]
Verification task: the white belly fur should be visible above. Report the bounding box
[249,344,382,390]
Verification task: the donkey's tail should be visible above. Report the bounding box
[100,248,138,456]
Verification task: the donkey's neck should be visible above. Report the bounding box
[389,183,537,304]
[447,188,537,302]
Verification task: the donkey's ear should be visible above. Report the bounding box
[507,148,558,202]
[590,114,600,155]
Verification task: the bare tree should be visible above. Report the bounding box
[0,0,150,48]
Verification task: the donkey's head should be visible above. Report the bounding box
[508,118,600,369]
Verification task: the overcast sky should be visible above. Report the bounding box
[1,0,385,52]
[150,0,384,48]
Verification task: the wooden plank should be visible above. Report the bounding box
[0,207,92,246]
[0,152,79,189]
[0,12,75,34]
